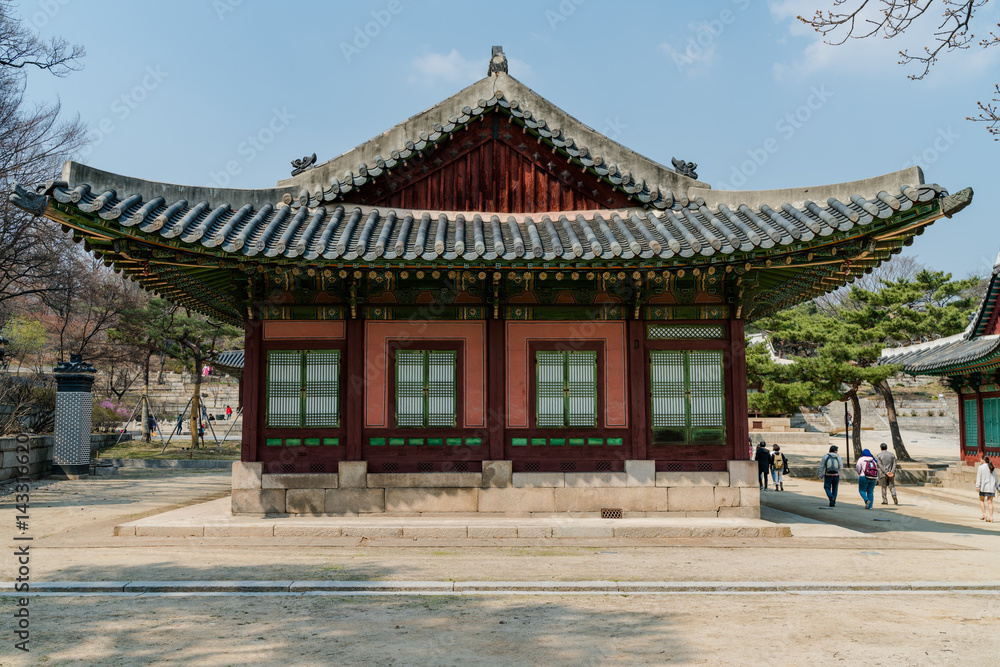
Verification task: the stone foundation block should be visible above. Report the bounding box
[403,526,469,538]
[384,488,478,513]
[136,525,204,537]
[516,525,552,538]
[273,526,344,537]
[285,488,326,514]
[262,473,338,490]
[564,472,627,488]
[478,488,556,513]
[553,487,670,512]
[625,460,655,487]
[324,488,385,514]
[482,460,512,488]
[467,526,517,539]
[666,486,718,512]
[338,461,368,488]
[231,462,263,490]
[741,487,761,508]
[204,525,275,537]
[552,525,614,538]
[513,472,564,488]
[655,471,729,487]
[232,489,285,514]
[368,472,482,488]
[714,486,742,508]
[342,525,402,538]
[728,460,758,488]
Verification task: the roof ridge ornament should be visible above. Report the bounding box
[488,46,508,77]
[291,153,317,177]
[9,183,48,216]
[671,157,698,180]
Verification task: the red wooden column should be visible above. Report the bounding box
[345,318,365,461]
[627,318,647,460]
[487,318,505,460]
[728,319,749,461]
[241,319,263,463]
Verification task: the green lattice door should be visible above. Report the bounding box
[535,350,598,428]
[265,350,340,428]
[649,349,725,446]
[395,350,457,427]
[964,398,980,458]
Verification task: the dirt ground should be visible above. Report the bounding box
[2,466,999,665]
[1,593,995,666]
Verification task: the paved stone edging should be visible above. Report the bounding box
[98,459,234,469]
[3,581,999,595]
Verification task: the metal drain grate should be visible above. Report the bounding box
[451,461,469,472]
[278,464,295,474]
[418,462,434,472]
[665,461,683,472]
[524,461,540,471]
[595,461,612,471]
[696,462,713,472]
[601,508,623,519]
[560,461,576,471]
[308,463,326,473]
[382,462,398,472]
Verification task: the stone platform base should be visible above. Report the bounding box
[230,460,761,518]
[114,497,788,538]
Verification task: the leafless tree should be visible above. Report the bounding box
[815,255,926,313]
[800,1,1000,137]
[0,1,87,317]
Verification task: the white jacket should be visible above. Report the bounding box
[977,463,998,495]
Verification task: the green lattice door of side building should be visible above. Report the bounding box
[649,349,725,446]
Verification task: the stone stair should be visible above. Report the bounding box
[927,461,979,488]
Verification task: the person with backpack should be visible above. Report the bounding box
[876,442,898,505]
[856,448,880,509]
[818,445,843,507]
[770,444,787,491]
[755,441,772,490]
[976,456,998,522]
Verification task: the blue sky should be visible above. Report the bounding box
[17,0,1000,279]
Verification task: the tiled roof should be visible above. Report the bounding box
[212,350,244,377]
[881,334,1000,374]
[965,249,1000,339]
[41,177,944,263]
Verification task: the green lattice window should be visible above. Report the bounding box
[395,350,457,427]
[649,349,725,445]
[964,398,979,451]
[266,350,340,428]
[983,397,1000,449]
[536,351,597,428]
[647,324,726,340]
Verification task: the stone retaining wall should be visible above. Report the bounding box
[231,460,761,519]
[0,436,53,482]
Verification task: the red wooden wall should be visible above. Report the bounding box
[352,113,634,213]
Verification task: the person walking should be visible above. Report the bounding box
[146,414,156,441]
[856,448,880,509]
[876,443,898,505]
[175,413,184,435]
[225,405,233,420]
[755,441,771,490]
[818,445,843,507]
[976,456,998,522]
[770,444,786,491]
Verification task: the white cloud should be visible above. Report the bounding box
[659,22,724,76]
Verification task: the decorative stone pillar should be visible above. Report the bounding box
[52,354,96,478]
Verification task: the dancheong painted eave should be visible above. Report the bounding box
[8,164,973,326]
